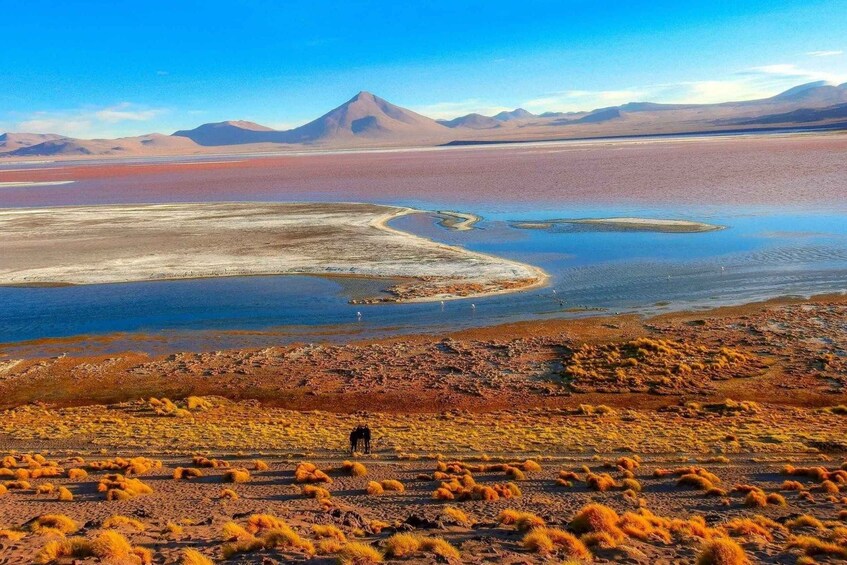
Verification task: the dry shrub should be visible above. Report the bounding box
[678,474,715,491]
[245,514,288,535]
[419,537,460,560]
[621,478,642,492]
[102,515,146,531]
[173,467,203,480]
[294,461,332,483]
[185,396,212,410]
[35,537,93,564]
[337,541,384,564]
[786,535,847,559]
[32,514,79,535]
[696,538,749,565]
[780,480,804,490]
[317,538,344,555]
[253,459,270,471]
[67,468,87,480]
[521,459,542,472]
[222,468,250,483]
[570,504,623,539]
[384,533,420,557]
[192,456,229,468]
[765,492,786,506]
[380,479,404,492]
[303,484,331,499]
[91,531,148,563]
[505,466,526,481]
[498,510,545,531]
[617,456,640,471]
[313,524,346,542]
[36,483,55,494]
[0,528,26,541]
[722,517,774,541]
[441,506,471,526]
[586,472,618,491]
[181,549,214,565]
[88,457,161,476]
[262,527,315,555]
[366,481,384,495]
[5,480,31,490]
[786,515,825,530]
[98,474,153,500]
[743,490,768,508]
[342,460,368,477]
[219,488,238,500]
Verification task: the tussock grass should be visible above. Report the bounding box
[181,549,213,565]
[66,468,87,480]
[342,460,367,477]
[313,524,346,542]
[696,538,749,565]
[173,467,203,480]
[31,514,79,535]
[302,484,331,499]
[295,461,332,483]
[337,541,384,564]
[222,468,251,483]
[102,515,146,531]
[219,488,238,500]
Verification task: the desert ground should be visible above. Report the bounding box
[0,202,544,303]
[0,296,845,563]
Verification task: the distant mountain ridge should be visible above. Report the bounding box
[4,81,847,157]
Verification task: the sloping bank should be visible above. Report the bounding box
[0,202,547,303]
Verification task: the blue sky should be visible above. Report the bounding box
[2,0,846,138]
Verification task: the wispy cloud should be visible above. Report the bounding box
[807,50,843,57]
[3,103,169,138]
[519,63,847,114]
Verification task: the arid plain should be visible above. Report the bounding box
[1,135,847,564]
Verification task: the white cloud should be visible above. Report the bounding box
[807,50,843,57]
[2,103,169,138]
[518,63,847,113]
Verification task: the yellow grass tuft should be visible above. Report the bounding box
[32,514,79,535]
[380,479,404,492]
[743,490,768,508]
[366,480,384,495]
[786,515,825,530]
[696,538,749,565]
[419,536,460,560]
[173,467,203,480]
[337,541,384,564]
[384,533,421,557]
[303,484,331,499]
[90,530,137,562]
[222,521,254,541]
[219,488,238,500]
[441,506,471,526]
[318,538,345,555]
[35,537,93,564]
[181,548,214,565]
[342,460,368,477]
[222,468,251,483]
[522,528,555,553]
[570,503,623,538]
[295,461,333,483]
[313,524,347,542]
[262,527,315,555]
[253,459,270,471]
[245,514,288,534]
[103,515,146,531]
[67,468,87,480]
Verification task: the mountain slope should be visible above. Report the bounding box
[438,113,502,129]
[8,134,199,157]
[280,91,448,143]
[172,121,276,146]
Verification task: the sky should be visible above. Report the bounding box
[2,0,846,138]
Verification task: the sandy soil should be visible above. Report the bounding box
[0,202,544,302]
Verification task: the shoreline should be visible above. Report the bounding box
[0,202,547,303]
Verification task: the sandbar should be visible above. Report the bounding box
[0,202,546,302]
[513,216,723,233]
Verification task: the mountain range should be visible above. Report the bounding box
[4,82,847,158]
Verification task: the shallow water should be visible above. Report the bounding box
[1,200,846,354]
